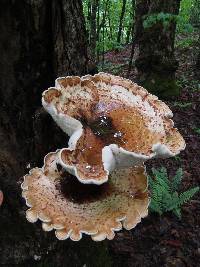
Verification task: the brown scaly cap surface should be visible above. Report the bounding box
[21,151,149,241]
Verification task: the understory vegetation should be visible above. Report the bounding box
[149,167,199,218]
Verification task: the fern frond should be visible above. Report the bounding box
[152,167,171,192]
[172,208,181,219]
[156,177,171,193]
[152,167,169,185]
[164,191,179,211]
[148,166,199,218]
[149,199,163,215]
[171,168,183,191]
[177,187,199,206]
[148,175,154,188]
[149,174,163,213]
[166,187,199,211]
[151,183,163,206]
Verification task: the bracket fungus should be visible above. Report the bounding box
[42,72,185,184]
[21,72,185,241]
[22,151,149,241]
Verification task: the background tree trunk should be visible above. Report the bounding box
[117,0,127,44]
[90,0,99,59]
[127,0,136,77]
[96,0,109,42]
[134,0,181,98]
[195,45,200,79]
[0,1,111,266]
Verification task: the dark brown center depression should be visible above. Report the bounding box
[56,164,113,203]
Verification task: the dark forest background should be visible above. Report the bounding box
[0,0,199,266]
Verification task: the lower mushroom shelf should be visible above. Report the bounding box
[21,150,149,241]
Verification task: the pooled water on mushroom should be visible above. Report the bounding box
[42,73,185,184]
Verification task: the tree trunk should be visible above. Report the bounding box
[0,1,111,266]
[134,0,181,98]
[126,0,136,44]
[108,2,113,41]
[196,49,200,80]
[127,0,136,76]
[117,0,127,44]
[97,0,109,43]
[90,0,98,60]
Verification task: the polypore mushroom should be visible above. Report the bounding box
[42,73,185,184]
[21,150,149,241]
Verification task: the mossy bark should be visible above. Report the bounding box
[134,0,181,98]
[141,73,180,98]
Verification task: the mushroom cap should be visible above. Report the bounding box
[42,73,185,184]
[21,151,149,241]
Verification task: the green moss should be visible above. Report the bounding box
[142,74,180,98]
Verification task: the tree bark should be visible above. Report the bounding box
[97,0,109,62]
[108,2,113,41]
[96,0,109,43]
[195,40,200,80]
[134,0,181,98]
[127,0,136,77]
[117,0,127,44]
[0,1,110,266]
[126,0,136,44]
[90,0,99,60]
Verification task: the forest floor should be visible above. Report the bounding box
[99,33,200,266]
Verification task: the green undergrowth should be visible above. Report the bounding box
[98,61,127,75]
[149,167,199,218]
[173,101,192,108]
[193,127,200,135]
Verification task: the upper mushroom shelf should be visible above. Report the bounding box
[42,73,185,185]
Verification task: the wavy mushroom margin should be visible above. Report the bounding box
[42,73,185,185]
[21,151,149,241]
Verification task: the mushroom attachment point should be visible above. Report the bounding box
[21,151,149,241]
